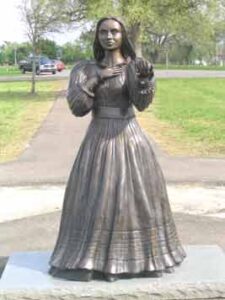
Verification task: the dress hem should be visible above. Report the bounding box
[50,246,186,274]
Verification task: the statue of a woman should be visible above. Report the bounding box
[49,17,186,282]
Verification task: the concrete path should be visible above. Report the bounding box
[1,210,224,280]
[1,184,225,278]
[1,69,225,281]
[0,92,224,186]
[0,94,89,186]
[0,184,225,223]
[1,211,224,262]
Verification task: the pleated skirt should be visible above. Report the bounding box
[50,107,186,274]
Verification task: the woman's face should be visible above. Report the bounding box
[98,19,123,51]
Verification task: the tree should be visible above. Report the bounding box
[61,33,93,64]
[61,42,80,63]
[57,0,215,59]
[17,42,33,61]
[0,45,6,65]
[213,0,225,64]
[142,0,215,63]
[19,0,64,93]
[0,42,20,65]
[136,0,214,61]
[0,42,14,65]
[29,0,221,64]
[37,38,57,58]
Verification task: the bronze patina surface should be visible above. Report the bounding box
[49,17,186,282]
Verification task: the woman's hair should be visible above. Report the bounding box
[93,17,136,62]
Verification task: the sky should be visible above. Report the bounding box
[0,0,80,46]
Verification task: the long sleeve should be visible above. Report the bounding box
[126,59,156,112]
[67,61,96,117]
[133,76,155,111]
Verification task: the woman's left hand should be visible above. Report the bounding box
[136,58,154,78]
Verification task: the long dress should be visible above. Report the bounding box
[49,59,186,276]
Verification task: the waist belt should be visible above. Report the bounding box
[93,106,135,119]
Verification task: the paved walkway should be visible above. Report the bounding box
[0,93,224,186]
[0,85,225,279]
[1,184,225,223]
[0,93,88,186]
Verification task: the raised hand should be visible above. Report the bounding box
[135,58,154,78]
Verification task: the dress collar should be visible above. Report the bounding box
[97,56,131,68]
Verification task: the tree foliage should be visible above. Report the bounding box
[55,0,225,64]
[37,38,58,58]
[61,31,93,63]
[57,0,221,61]
[19,0,64,93]
[0,42,31,65]
[141,0,216,63]
[9,0,225,68]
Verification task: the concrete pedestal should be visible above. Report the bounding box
[0,245,225,300]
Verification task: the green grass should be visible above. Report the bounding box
[0,80,67,162]
[0,66,21,76]
[139,78,225,157]
[1,78,224,160]
[154,64,225,71]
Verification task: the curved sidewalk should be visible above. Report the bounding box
[0,94,225,186]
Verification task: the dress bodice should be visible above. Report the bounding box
[67,60,155,117]
[94,65,130,109]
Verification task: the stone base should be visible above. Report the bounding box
[0,246,225,300]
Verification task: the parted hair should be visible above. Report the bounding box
[93,17,136,62]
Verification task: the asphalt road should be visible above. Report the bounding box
[1,69,225,82]
[0,70,69,82]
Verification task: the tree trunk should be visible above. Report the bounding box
[31,43,36,94]
[129,22,142,57]
[151,49,160,63]
[165,49,169,68]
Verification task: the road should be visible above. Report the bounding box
[0,70,70,82]
[1,69,225,82]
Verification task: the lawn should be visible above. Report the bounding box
[1,78,224,162]
[0,80,67,162]
[0,66,21,76]
[138,78,225,157]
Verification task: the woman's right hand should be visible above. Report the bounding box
[97,66,123,81]
[86,66,123,91]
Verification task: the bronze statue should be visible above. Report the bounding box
[49,17,186,282]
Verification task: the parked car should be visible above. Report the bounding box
[52,59,65,72]
[19,56,57,75]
